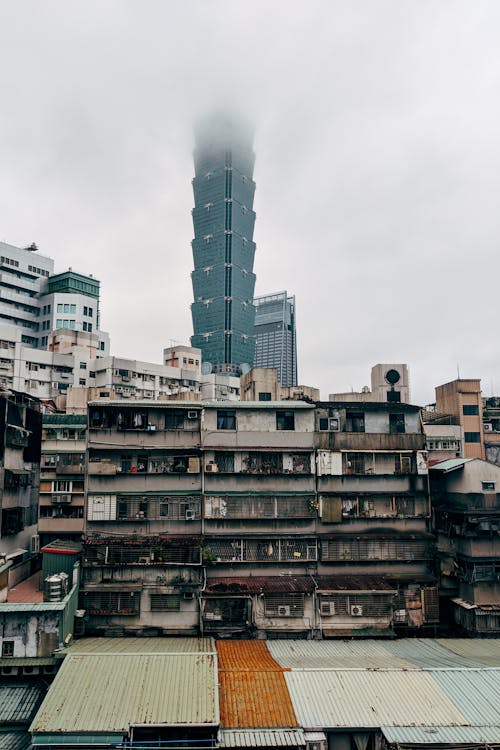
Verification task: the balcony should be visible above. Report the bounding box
[37,517,84,533]
[316,432,425,452]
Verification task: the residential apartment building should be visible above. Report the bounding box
[190,114,257,373]
[38,414,87,547]
[435,379,485,459]
[482,396,500,466]
[82,401,203,635]
[78,398,436,638]
[0,390,42,555]
[253,291,297,387]
[430,457,500,635]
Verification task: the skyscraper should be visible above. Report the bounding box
[254,291,298,387]
[190,114,257,373]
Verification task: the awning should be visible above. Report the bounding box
[32,734,125,747]
[218,729,306,747]
[381,725,500,747]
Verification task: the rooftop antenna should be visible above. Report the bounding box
[457,364,461,380]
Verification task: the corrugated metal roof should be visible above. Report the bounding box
[313,576,397,592]
[284,671,468,728]
[0,684,45,723]
[432,670,500,726]
[206,577,315,596]
[437,638,500,667]
[216,641,298,729]
[0,733,32,750]
[268,639,499,671]
[67,637,215,654]
[382,725,500,745]
[268,641,413,670]
[218,729,305,747]
[217,641,285,671]
[429,458,474,472]
[219,671,298,728]
[30,653,218,733]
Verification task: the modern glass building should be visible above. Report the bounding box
[190,114,257,373]
[254,291,298,387]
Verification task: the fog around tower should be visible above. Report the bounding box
[1,1,500,403]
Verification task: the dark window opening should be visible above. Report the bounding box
[389,413,405,434]
[217,410,236,430]
[276,410,295,431]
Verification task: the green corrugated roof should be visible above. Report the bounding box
[430,458,474,472]
[30,646,219,734]
[0,684,45,723]
[67,637,214,654]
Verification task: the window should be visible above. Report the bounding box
[276,410,295,430]
[1,640,14,658]
[53,480,71,493]
[88,323,92,332]
[482,481,496,491]
[259,392,272,401]
[463,404,479,415]
[150,594,181,611]
[79,378,86,386]
[345,411,365,432]
[57,304,63,313]
[217,410,236,430]
[80,362,87,369]
[264,594,305,617]
[465,432,481,443]
[215,452,235,472]
[100,342,105,350]
[56,319,63,328]
[319,417,339,431]
[389,413,405,434]
[165,411,185,430]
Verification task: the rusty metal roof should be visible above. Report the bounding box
[216,641,298,729]
[314,575,397,592]
[205,577,315,595]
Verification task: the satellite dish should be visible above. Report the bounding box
[201,362,213,375]
[240,363,251,375]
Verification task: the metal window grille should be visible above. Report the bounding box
[264,594,305,617]
[150,594,181,611]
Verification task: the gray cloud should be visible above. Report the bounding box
[1,0,499,404]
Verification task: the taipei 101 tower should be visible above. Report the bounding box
[190,113,257,374]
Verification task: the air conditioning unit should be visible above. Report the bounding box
[484,423,493,432]
[183,591,194,600]
[277,605,291,616]
[329,418,340,431]
[185,509,196,521]
[205,463,218,473]
[187,411,198,419]
[30,535,40,554]
[320,602,334,616]
[350,604,363,617]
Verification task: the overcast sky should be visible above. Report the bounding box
[1,1,499,405]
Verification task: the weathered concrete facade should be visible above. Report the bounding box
[78,399,436,638]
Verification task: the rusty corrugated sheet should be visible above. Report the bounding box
[217,641,298,729]
[205,576,315,595]
[219,670,298,728]
[217,640,285,671]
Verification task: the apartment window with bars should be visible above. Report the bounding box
[215,452,235,472]
[150,594,181,611]
[264,594,305,617]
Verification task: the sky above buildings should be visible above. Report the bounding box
[0,1,499,405]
